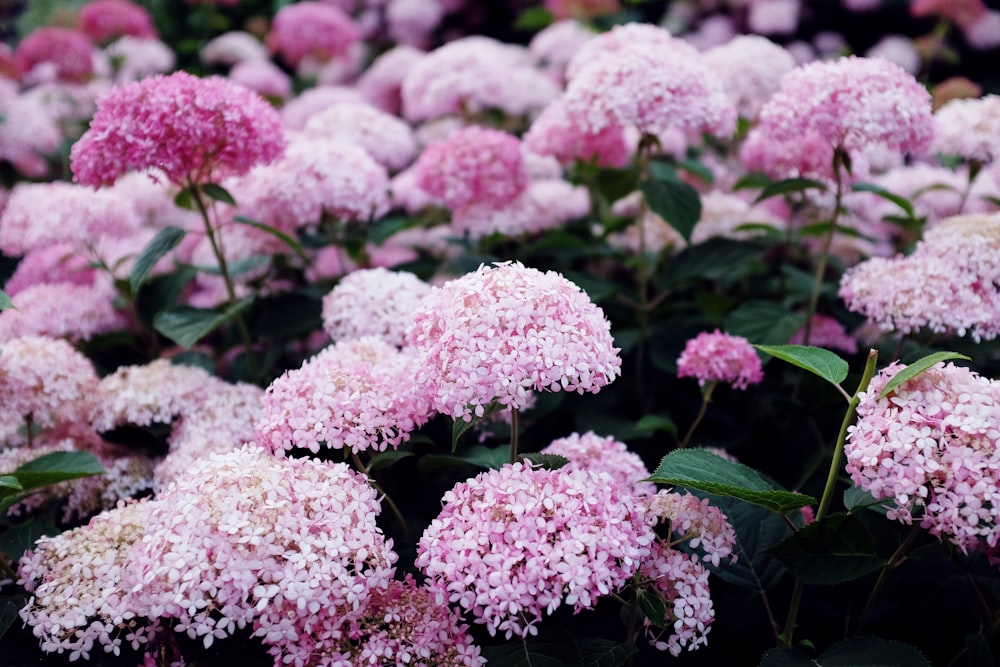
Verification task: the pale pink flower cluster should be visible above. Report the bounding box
[416,462,655,638]
[200,31,269,66]
[846,362,1000,555]
[452,179,591,240]
[18,499,160,661]
[126,446,398,664]
[523,99,632,168]
[703,35,796,120]
[321,268,432,347]
[638,543,715,656]
[104,36,176,83]
[303,103,418,171]
[0,181,141,256]
[71,70,285,187]
[256,337,431,454]
[528,19,595,84]
[932,95,1000,165]
[677,330,764,390]
[840,213,1000,341]
[412,126,528,211]
[541,430,655,495]
[0,280,126,343]
[690,190,782,245]
[646,491,737,568]
[355,45,425,115]
[3,243,95,295]
[788,314,858,354]
[0,83,62,177]
[78,0,157,43]
[405,262,622,421]
[0,335,98,435]
[266,1,360,68]
[226,59,291,100]
[280,85,366,129]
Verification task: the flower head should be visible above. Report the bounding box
[78,0,157,43]
[70,70,285,187]
[267,1,360,68]
[405,262,621,421]
[676,330,763,390]
[932,95,1000,164]
[15,27,96,84]
[321,268,432,347]
[542,431,655,495]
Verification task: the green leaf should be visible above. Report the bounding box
[11,451,105,490]
[0,288,14,312]
[759,646,816,667]
[633,414,678,438]
[725,301,807,345]
[368,216,414,245]
[190,254,270,278]
[879,351,971,399]
[767,513,885,585]
[754,344,849,386]
[818,637,930,667]
[234,215,307,259]
[732,172,773,191]
[129,226,186,293]
[753,177,827,203]
[514,6,554,30]
[249,291,322,340]
[843,485,884,513]
[367,450,415,472]
[153,296,254,349]
[662,238,764,284]
[173,186,195,211]
[199,182,236,206]
[0,475,21,492]
[648,449,815,515]
[575,638,636,667]
[0,596,22,639]
[594,166,639,204]
[638,589,667,629]
[677,157,714,185]
[480,642,568,667]
[451,402,504,452]
[0,519,58,561]
[518,453,569,470]
[852,182,916,218]
[639,179,702,243]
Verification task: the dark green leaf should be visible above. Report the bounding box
[633,414,678,438]
[173,186,195,211]
[514,6,554,30]
[638,589,667,629]
[852,182,916,218]
[767,513,884,585]
[153,295,254,349]
[12,451,105,490]
[199,182,236,206]
[594,167,639,204]
[662,238,764,284]
[0,596,22,639]
[758,646,816,667]
[135,265,197,328]
[648,449,815,515]
[733,172,773,191]
[368,216,414,245]
[843,485,884,513]
[419,444,510,473]
[753,178,827,203]
[190,254,270,278]
[452,417,479,453]
[129,226,185,293]
[562,271,617,303]
[0,519,58,561]
[639,179,701,243]
[0,288,13,312]
[518,453,569,470]
[575,638,636,667]
[754,344,849,386]
[879,351,971,399]
[815,637,930,667]
[249,291,322,340]
[480,642,568,667]
[0,475,21,492]
[234,215,307,259]
[725,301,807,345]
[677,158,714,185]
[367,450,415,472]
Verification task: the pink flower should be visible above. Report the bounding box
[0,81,61,177]
[405,261,622,421]
[910,0,986,27]
[104,36,176,83]
[416,462,655,638]
[255,337,432,454]
[638,544,715,655]
[451,178,590,240]
[566,22,679,80]
[279,84,366,129]
[321,268,432,347]
[703,35,796,120]
[524,99,633,168]
[15,27,96,84]
[677,330,763,390]
[412,127,528,211]
[355,45,425,115]
[747,0,802,35]
[70,71,285,187]
[788,314,859,354]
[200,31,269,66]
[0,281,126,343]
[78,0,157,43]
[846,361,1000,555]
[227,59,292,100]
[932,95,1000,164]
[529,19,595,84]
[542,431,655,494]
[303,102,418,171]
[645,491,737,568]
[266,1,360,68]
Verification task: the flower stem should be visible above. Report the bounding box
[350,448,410,542]
[679,381,716,448]
[509,408,519,463]
[624,574,642,664]
[782,347,878,645]
[858,524,921,632]
[802,148,846,346]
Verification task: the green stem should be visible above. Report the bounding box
[782,347,879,645]
[189,183,259,380]
[350,449,410,542]
[858,524,921,632]
[624,574,642,665]
[802,149,846,346]
[509,408,519,464]
[679,381,716,448]
[24,413,34,448]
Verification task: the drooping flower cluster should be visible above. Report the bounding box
[845,362,1000,556]
[676,330,764,390]
[542,431,655,494]
[70,70,285,187]
[405,262,621,421]
[255,337,432,454]
[416,462,655,638]
[321,268,432,347]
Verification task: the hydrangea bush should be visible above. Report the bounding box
[1,1,1000,666]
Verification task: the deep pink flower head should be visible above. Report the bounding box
[256,337,432,454]
[125,445,398,663]
[754,56,933,175]
[321,267,432,347]
[416,463,655,638]
[677,330,763,390]
[405,262,622,421]
[15,27,96,84]
[267,1,360,68]
[910,0,986,27]
[70,71,285,187]
[846,362,1000,555]
[78,0,157,43]
[542,431,655,495]
[412,127,528,211]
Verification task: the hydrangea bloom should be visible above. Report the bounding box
[638,544,715,656]
[200,30,269,66]
[405,262,622,421]
[226,59,291,100]
[0,335,98,434]
[321,268,432,347]
[846,362,1000,555]
[703,35,796,120]
[416,463,655,638]
[2,243,95,296]
[523,99,632,168]
[104,36,176,83]
[280,84,366,129]
[528,19,595,83]
[788,314,858,354]
[689,190,782,245]
[255,337,432,454]
[676,330,764,390]
[565,22,678,80]
[0,181,142,256]
[646,491,737,568]
[0,281,126,343]
[412,126,528,211]
[70,71,285,187]
[355,45,425,115]
[303,103,418,171]
[932,95,1000,164]
[542,431,655,494]
[15,27,96,84]
[0,84,61,177]
[267,1,360,68]
[18,499,160,661]
[754,56,934,178]
[78,0,157,43]
[451,179,590,240]
[126,445,398,664]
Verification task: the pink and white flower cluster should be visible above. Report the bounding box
[677,330,764,390]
